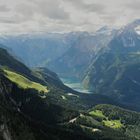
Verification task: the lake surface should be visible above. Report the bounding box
[61,78,91,93]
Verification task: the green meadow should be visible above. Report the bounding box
[4,69,48,93]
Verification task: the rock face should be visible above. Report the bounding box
[0,33,78,67]
[0,71,35,140]
[0,55,80,140]
[0,48,96,140]
[48,30,115,79]
[83,20,140,109]
[1,20,140,140]
[0,30,115,80]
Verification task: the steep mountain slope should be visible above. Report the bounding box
[83,20,140,110]
[0,56,138,140]
[0,32,80,67]
[0,47,93,140]
[0,69,95,140]
[0,46,76,92]
[62,104,140,140]
[0,47,31,76]
[0,36,140,139]
[0,47,121,111]
[0,74,35,140]
[48,29,116,79]
[87,104,140,140]
[0,30,116,80]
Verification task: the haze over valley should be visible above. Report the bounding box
[0,0,140,140]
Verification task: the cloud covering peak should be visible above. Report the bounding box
[0,0,139,34]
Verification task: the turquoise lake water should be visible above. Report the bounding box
[61,78,91,93]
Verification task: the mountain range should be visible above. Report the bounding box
[0,47,140,140]
[0,19,140,140]
[83,19,140,110]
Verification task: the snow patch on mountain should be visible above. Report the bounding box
[135,26,140,35]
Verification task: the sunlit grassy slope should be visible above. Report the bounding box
[89,110,106,119]
[89,109,123,129]
[4,69,48,93]
[103,119,123,129]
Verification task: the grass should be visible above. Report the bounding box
[89,109,123,129]
[89,110,106,119]
[103,119,123,129]
[3,69,48,93]
[80,125,101,133]
[61,95,67,100]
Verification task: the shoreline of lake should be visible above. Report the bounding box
[61,77,92,94]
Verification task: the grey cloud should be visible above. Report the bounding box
[125,1,140,11]
[0,5,10,12]
[0,0,70,26]
[64,0,106,14]
[101,15,117,24]
[0,13,31,24]
[0,17,18,24]
[15,3,35,18]
[0,0,140,34]
[30,0,70,20]
[85,4,105,13]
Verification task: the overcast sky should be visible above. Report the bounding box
[0,0,140,34]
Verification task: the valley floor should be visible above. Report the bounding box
[61,77,92,93]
